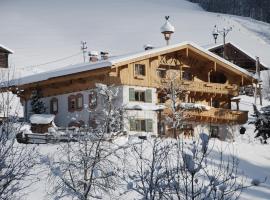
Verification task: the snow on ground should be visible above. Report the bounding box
[23,95,270,200]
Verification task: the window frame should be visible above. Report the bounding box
[68,95,76,112]
[50,97,58,114]
[134,64,146,76]
[89,91,97,109]
[76,93,84,111]
[134,90,145,102]
[210,126,219,138]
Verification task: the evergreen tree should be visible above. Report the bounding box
[30,89,46,114]
[250,104,270,144]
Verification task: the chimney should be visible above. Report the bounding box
[144,44,154,51]
[89,51,98,62]
[100,51,109,60]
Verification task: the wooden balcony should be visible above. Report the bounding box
[163,107,248,124]
[160,79,239,96]
[184,108,248,124]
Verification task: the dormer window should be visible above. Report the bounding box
[135,64,146,76]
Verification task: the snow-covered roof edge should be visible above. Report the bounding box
[109,41,256,79]
[206,42,268,70]
[12,41,257,86]
[0,44,14,54]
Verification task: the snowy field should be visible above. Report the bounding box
[1,0,270,199]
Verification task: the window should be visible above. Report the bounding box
[135,91,145,102]
[182,71,192,80]
[157,69,166,78]
[130,119,153,132]
[212,100,220,108]
[181,124,194,137]
[210,126,219,138]
[50,98,58,114]
[89,91,97,109]
[135,64,146,76]
[68,95,76,112]
[129,88,152,102]
[76,94,83,110]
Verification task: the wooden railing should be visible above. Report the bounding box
[161,79,239,96]
[184,108,248,124]
[163,107,248,124]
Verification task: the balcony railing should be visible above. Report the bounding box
[160,79,239,96]
[163,107,248,124]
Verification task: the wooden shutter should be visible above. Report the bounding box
[130,119,136,131]
[146,119,153,132]
[145,89,152,103]
[129,88,135,101]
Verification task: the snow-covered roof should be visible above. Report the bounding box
[0,44,14,54]
[30,114,55,124]
[11,41,257,86]
[125,104,166,111]
[206,42,268,70]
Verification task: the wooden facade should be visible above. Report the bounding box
[0,45,12,68]
[208,42,268,73]
[10,42,259,132]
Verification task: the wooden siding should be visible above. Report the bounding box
[163,108,248,125]
[0,53,8,68]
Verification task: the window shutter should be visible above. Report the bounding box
[130,119,136,131]
[146,119,153,132]
[145,89,152,103]
[129,88,135,101]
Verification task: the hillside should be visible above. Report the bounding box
[188,0,270,24]
[0,0,270,77]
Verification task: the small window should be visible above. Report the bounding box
[76,94,83,110]
[89,91,97,109]
[183,71,192,81]
[135,119,146,132]
[68,95,76,112]
[212,100,220,108]
[50,98,58,114]
[129,88,152,102]
[210,126,219,138]
[135,91,145,102]
[135,64,146,76]
[157,69,166,78]
[130,119,153,132]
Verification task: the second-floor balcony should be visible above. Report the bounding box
[162,106,248,125]
[160,79,239,96]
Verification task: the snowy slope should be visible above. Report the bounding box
[1,0,270,76]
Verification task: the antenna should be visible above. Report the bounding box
[81,41,87,63]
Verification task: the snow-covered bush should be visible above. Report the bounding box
[249,104,270,144]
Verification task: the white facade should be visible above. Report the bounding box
[25,85,159,135]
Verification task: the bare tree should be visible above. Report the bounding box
[119,138,172,200]
[0,68,38,200]
[167,134,252,200]
[44,84,126,200]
